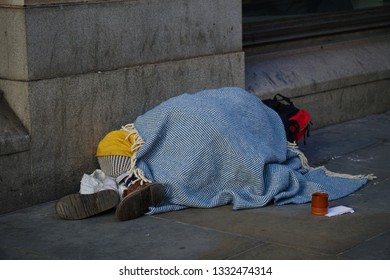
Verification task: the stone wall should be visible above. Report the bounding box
[0,0,245,213]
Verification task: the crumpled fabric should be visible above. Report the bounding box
[131,87,368,214]
[79,169,118,195]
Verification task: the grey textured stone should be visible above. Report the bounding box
[0,7,28,81]
[0,201,261,260]
[0,96,30,156]
[299,111,390,165]
[0,0,126,6]
[0,151,34,214]
[246,35,390,98]
[292,79,390,128]
[1,0,242,80]
[229,242,335,260]
[245,35,390,128]
[159,203,390,256]
[0,79,30,131]
[339,230,390,260]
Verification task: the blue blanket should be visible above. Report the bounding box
[133,87,368,214]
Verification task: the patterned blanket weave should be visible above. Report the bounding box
[133,87,368,214]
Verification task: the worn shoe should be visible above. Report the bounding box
[115,183,165,221]
[55,189,119,220]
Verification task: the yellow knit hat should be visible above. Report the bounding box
[96,129,139,177]
[96,130,136,158]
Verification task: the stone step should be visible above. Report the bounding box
[245,33,390,129]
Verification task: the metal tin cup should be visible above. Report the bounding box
[311,192,329,215]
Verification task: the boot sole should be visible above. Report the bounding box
[55,190,119,220]
[115,183,165,221]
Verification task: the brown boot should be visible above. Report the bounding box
[115,182,165,221]
[55,189,119,220]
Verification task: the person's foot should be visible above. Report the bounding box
[115,183,165,221]
[55,190,119,220]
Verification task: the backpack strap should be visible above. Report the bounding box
[274,94,293,105]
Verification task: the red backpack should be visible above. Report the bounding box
[262,94,312,144]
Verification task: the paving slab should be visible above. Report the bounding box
[158,202,390,257]
[338,230,390,260]
[0,202,261,260]
[229,242,335,260]
[300,111,390,166]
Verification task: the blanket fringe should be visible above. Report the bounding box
[122,123,145,152]
[120,123,151,186]
[287,142,376,181]
[321,167,376,180]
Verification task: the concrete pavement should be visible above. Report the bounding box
[0,111,389,260]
